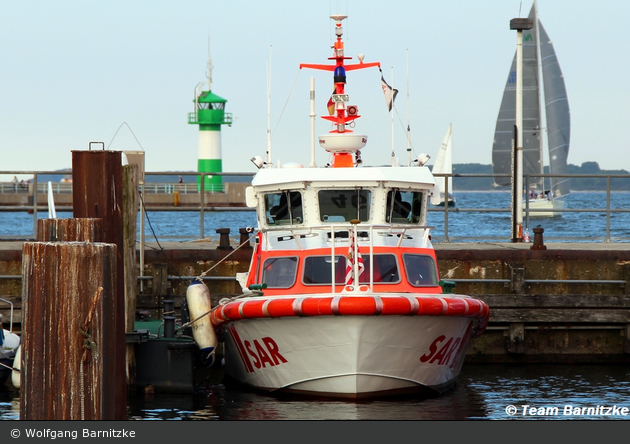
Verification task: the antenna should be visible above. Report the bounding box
[206,37,213,90]
[266,46,272,166]
[390,67,395,166]
[309,77,317,167]
[406,49,411,166]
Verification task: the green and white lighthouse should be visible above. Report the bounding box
[188,53,232,191]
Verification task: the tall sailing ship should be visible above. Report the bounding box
[491,1,570,217]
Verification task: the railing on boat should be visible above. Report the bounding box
[261,222,435,294]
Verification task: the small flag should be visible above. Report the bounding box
[327,89,335,115]
[345,229,365,285]
[380,68,398,112]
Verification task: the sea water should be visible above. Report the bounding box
[1,192,630,421]
[1,192,630,242]
[1,364,629,420]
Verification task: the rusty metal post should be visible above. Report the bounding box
[71,149,126,419]
[21,242,118,420]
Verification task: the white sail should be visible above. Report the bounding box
[47,181,56,219]
[539,21,571,197]
[432,124,455,206]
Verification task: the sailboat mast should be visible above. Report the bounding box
[533,0,545,188]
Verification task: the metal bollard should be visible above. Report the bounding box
[239,227,252,247]
[531,227,547,250]
[216,228,233,250]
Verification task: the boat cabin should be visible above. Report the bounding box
[242,165,443,296]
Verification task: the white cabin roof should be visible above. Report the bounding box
[251,165,437,192]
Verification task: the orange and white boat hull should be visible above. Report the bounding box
[218,303,483,398]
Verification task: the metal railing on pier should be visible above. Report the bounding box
[2,170,630,243]
[432,172,630,243]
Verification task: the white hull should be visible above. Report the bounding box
[0,329,20,387]
[437,194,456,207]
[523,197,564,217]
[221,315,473,398]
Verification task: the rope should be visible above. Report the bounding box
[197,231,257,279]
[271,71,301,142]
[0,361,18,372]
[79,286,103,421]
[178,308,214,331]
[167,232,258,333]
[178,290,260,331]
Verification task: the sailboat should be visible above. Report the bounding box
[491,1,570,217]
[432,124,456,207]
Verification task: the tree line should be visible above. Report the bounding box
[447,162,630,191]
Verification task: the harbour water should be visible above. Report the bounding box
[2,191,630,243]
[1,191,630,421]
[2,364,629,420]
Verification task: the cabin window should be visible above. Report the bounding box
[302,255,347,285]
[356,253,400,284]
[318,189,371,222]
[265,191,303,225]
[261,257,298,288]
[302,253,399,285]
[386,190,424,224]
[403,254,439,287]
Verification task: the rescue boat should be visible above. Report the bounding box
[204,14,489,398]
[0,298,20,388]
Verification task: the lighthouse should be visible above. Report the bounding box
[188,53,232,191]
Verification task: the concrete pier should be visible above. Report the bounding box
[2,237,630,364]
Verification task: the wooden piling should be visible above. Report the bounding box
[37,218,103,242]
[71,149,127,419]
[20,241,118,420]
[123,164,138,389]
[37,219,103,242]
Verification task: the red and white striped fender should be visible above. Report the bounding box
[210,295,489,336]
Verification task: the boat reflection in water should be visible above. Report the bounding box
[126,368,489,421]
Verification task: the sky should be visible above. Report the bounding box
[2,0,629,182]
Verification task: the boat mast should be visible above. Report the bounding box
[533,0,545,190]
[299,15,380,167]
